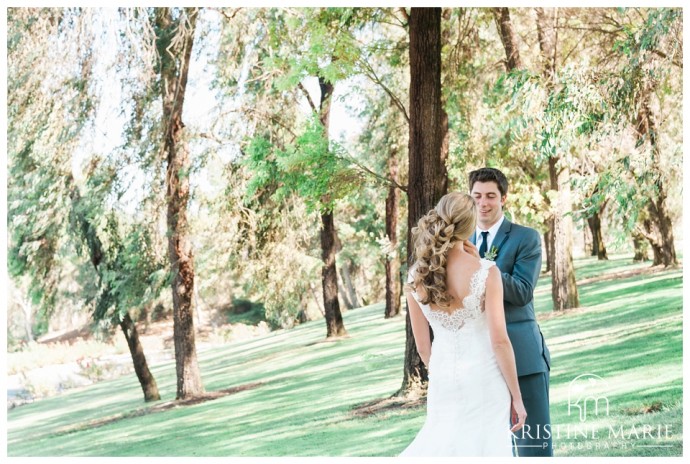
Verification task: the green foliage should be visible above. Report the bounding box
[31,311,50,339]
[8,8,171,334]
[240,117,364,325]
[576,8,682,238]
[7,8,99,315]
[244,117,359,214]
[610,8,681,114]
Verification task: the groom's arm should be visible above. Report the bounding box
[502,228,542,307]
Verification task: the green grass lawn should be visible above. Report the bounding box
[6,254,683,457]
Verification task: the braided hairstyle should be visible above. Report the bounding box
[406,192,477,310]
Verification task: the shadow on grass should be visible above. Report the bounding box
[54,382,267,436]
[350,394,426,419]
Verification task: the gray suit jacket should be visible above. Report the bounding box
[472,218,551,377]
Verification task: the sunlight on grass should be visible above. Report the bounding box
[7,257,682,457]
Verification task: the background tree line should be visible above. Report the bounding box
[7,7,682,400]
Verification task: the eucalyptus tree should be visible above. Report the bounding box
[491,8,681,272]
[535,7,580,310]
[105,6,208,398]
[69,167,164,401]
[606,8,681,266]
[7,7,162,401]
[545,7,681,266]
[486,7,580,310]
[151,7,206,397]
[353,89,408,319]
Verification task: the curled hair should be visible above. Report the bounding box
[406,192,477,310]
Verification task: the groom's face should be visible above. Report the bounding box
[470,181,506,229]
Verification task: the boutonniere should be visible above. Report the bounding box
[484,246,499,261]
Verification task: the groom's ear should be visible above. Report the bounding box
[500,195,507,206]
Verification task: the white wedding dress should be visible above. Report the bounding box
[401,259,514,457]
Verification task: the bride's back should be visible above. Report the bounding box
[427,245,482,314]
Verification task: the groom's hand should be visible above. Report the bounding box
[463,240,480,259]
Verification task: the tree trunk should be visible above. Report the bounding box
[537,7,579,311]
[119,312,160,402]
[21,295,34,343]
[340,261,360,309]
[317,74,348,338]
[321,211,347,337]
[544,226,553,274]
[156,8,204,399]
[548,159,579,310]
[634,98,677,267]
[493,7,523,71]
[643,211,676,266]
[400,7,447,397]
[384,148,402,319]
[309,282,325,316]
[587,210,608,260]
[337,276,354,310]
[632,232,650,262]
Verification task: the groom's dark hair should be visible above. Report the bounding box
[468,168,509,197]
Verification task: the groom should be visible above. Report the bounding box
[467,167,552,457]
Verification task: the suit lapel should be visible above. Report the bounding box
[492,218,512,255]
[470,231,477,245]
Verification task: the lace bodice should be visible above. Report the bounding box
[409,259,495,332]
[401,258,512,457]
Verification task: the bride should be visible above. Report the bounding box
[400,192,526,457]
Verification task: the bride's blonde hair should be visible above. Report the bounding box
[406,192,476,309]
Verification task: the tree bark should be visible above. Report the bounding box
[587,210,608,260]
[400,7,447,397]
[632,232,650,262]
[156,7,204,399]
[309,282,325,316]
[340,261,360,309]
[21,295,34,343]
[337,275,354,310]
[633,98,677,267]
[384,147,402,319]
[119,312,161,402]
[317,74,348,338]
[493,7,523,71]
[544,227,553,274]
[321,211,347,337]
[537,7,579,310]
[548,158,580,310]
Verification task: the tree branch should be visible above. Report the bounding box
[650,49,682,68]
[634,223,660,247]
[211,7,241,22]
[297,81,317,113]
[358,58,409,123]
[397,7,409,24]
[338,151,407,193]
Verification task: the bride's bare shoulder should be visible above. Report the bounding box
[448,251,481,270]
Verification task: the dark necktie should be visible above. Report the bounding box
[479,231,489,258]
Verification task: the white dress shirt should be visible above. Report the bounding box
[476,215,505,252]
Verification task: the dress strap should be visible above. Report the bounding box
[469,259,495,306]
